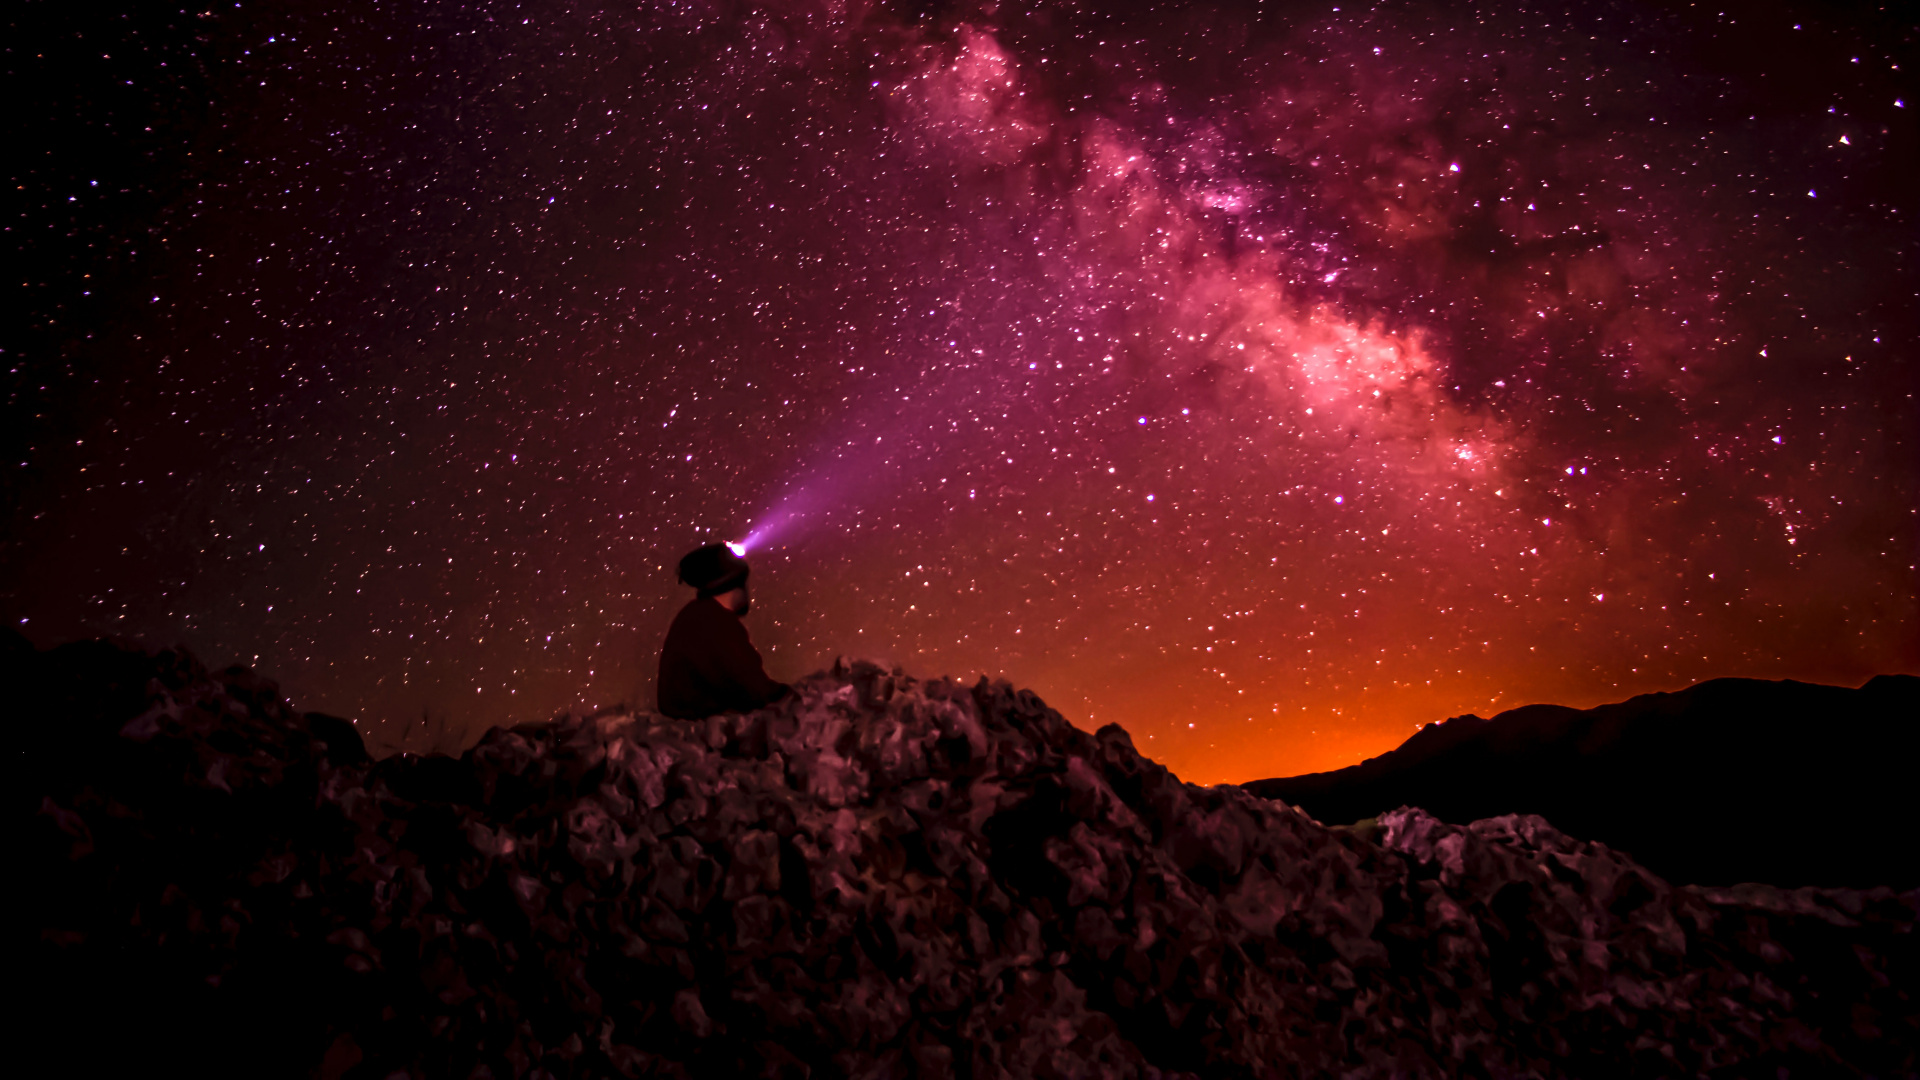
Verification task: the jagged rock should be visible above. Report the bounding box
[18,639,1919,1078]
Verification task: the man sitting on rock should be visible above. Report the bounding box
[657,543,791,719]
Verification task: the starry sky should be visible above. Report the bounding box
[7,0,1916,783]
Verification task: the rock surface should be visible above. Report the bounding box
[1242,675,1920,889]
[18,637,1918,1078]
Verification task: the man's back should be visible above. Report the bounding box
[657,595,787,719]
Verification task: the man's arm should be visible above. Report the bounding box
[713,616,790,709]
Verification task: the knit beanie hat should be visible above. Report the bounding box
[677,543,750,596]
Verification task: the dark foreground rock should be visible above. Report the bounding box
[18,637,1919,1078]
[1242,675,1920,889]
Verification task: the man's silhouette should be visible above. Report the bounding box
[657,543,791,719]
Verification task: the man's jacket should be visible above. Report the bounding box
[656,596,789,719]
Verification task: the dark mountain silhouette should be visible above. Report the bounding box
[17,635,1918,1078]
[1243,675,1920,889]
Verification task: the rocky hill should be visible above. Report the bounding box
[1242,675,1920,889]
[17,636,1918,1078]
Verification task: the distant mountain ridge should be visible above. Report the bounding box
[1242,675,1920,888]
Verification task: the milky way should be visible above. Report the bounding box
[8,0,1915,782]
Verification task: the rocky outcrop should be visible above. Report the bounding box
[1244,675,1920,889]
[19,638,1918,1078]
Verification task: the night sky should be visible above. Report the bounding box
[8,0,1915,783]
